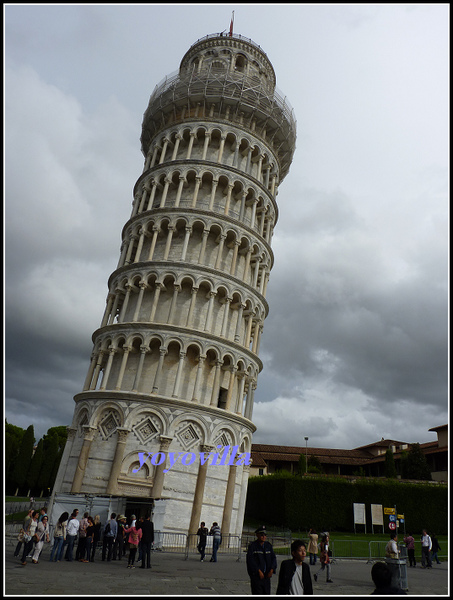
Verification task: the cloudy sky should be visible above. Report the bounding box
[5,4,449,450]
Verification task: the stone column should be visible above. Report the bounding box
[132,345,149,392]
[132,282,147,322]
[210,360,222,406]
[71,425,97,493]
[181,226,192,261]
[147,227,159,261]
[171,351,186,398]
[191,176,201,208]
[149,282,164,322]
[225,366,238,411]
[186,286,199,327]
[163,225,175,260]
[106,428,130,495]
[152,436,173,498]
[152,347,167,393]
[188,444,214,535]
[221,463,237,537]
[118,284,132,322]
[115,345,131,390]
[100,347,116,390]
[191,354,206,403]
[146,180,158,211]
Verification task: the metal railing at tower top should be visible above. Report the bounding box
[188,32,266,54]
[146,68,297,133]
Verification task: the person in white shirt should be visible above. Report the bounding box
[65,512,80,562]
[420,530,432,568]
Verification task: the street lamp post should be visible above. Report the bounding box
[304,436,309,474]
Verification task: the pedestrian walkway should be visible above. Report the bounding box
[4,545,449,596]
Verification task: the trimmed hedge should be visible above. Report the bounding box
[245,474,448,534]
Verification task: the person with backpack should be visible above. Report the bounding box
[102,513,118,561]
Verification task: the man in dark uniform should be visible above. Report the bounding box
[139,512,155,569]
[246,525,277,595]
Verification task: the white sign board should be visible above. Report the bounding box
[371,504,384,526]
[353,502,366,525]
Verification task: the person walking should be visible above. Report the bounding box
[197,522,209,562]
[430,534,441,565]
[277,539,313,595]
[420,530,432,568]
[209,522,222,563]
[49,512,68,562]
[313,532,333,583]
[31,515,50,563]
[139,512,154,569]
[403,533,416,568]
[14,509,34,558]
[20,510,39,565]
[246,525,277,595]
[307,528,319,565]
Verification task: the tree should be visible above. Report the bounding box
[38,431,60,495]
[307,455,324,474]
[297,454,307,475]
[5,421,25,492]
[384,448,398,478]
[13,424,35,495]
[402,443,432,481]
[28,438,44,494]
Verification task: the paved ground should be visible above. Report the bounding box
[4,545,449,596]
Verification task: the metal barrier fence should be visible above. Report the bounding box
[185,534,242,561]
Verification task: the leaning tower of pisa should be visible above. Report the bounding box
[51,32,296,536]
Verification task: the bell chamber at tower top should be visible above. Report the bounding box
[140,33,296,182]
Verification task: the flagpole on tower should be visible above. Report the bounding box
[229,11,234,36]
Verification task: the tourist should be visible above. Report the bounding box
[277,539,313,594]
[20,510,39,565]
[209,522,222,563]
[82,516,95,563]
[307,528,318,565]
[430,533,441,565]
[404,532,416,567]
[371,561,407,594]
[49,511,68,562]
[102,513,118,561]
[313,532,333,583]
[14,509,34,558]
[139,512,154,569]
[385,532,399,558]
[197,521,209,562]
[90,515,102,562]
[124,516,142,568]
[64,511,80,562]
[420,529,432,568]
[31,515,50,563]
[76,511,89,561]
[246,525,277,595]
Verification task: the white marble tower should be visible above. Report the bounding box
[52,32,296,535]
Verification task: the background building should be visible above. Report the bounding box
[250,424,448,482]
[50,31,296,535]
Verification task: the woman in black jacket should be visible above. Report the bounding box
[277,540,313,595]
